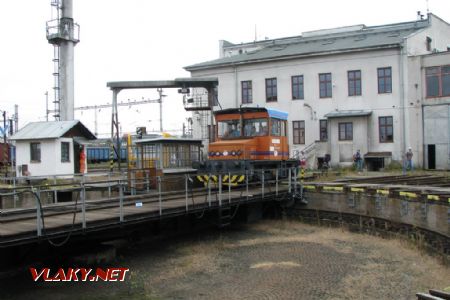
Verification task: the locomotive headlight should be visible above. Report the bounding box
[223,150,228,156]
[231,150,236,156]
[215,151,221,156]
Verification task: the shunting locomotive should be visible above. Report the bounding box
[195,107,299,182]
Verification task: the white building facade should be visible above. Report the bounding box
[185,14,450,169]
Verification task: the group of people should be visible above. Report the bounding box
[353,148,414,172]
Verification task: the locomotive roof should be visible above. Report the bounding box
[214,107,288,120]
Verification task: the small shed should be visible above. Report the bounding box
[10,120,96,177]
[132,137,203,174]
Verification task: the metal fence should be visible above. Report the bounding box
[0,167,299,244]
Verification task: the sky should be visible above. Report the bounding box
[0,0,449,138]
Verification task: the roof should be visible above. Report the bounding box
[10,120,96,141]
[134,138,203,144]
[364,152,392,158]
[185,19,429,71]
[214,107,289,120]
[324,110,372,118]
[107,77,218,90]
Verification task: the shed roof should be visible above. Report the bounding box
[10,120,96,141]
[185,19,428,71]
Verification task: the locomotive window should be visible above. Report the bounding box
[218,120,241,138]
[243,118,268,137]
[270,119,286,136]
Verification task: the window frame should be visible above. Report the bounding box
[379,116,394,143]
[319,119,328,142]
[292,120,305,145]
[348,70,362,96]
[30,142,41,162]
[426,65,450,98]
[319,73,332,98]
[291,75,304,100]
[265,77,278,102]
[377,67,392,94]
[338,122,353,141]
[61,141,70,162]
[241,80,253,104]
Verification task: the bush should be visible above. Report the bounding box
[386,160,402,170]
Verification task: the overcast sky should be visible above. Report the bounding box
[0,0,449,137]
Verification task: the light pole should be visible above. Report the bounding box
[157,88,166,132]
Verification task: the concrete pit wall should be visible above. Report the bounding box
[296,187,449,246]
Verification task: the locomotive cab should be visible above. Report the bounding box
[204,107,295,175]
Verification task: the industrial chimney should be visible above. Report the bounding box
[46,0,80,121]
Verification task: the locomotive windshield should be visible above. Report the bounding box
[270,118,287,136]
[243,118,268,137]
[218,120,241,138]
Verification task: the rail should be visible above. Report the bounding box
[0,167,301,247]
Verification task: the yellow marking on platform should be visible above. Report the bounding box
[350,187,365,193]
[237,175,245,183]
[303,185,316,190]
[399,191,417,198]
[223,175,229,182]
[323,186,344,192]
[376,189,389,195]
[427,195,440,201]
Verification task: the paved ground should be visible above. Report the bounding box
[2,220,450,299]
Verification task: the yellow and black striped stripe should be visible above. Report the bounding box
[196,174,246,186]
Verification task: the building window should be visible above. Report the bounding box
[61,142,70,162]
[293,121,305,144]
[426,65,450,98]
[379,116,394,143]
[265,78,277,102]
[348,70,361,96]
[30,142,41,162]
[319,119,328,141]
[319,73,332,98]
[291,75,304,100]
[338,122,353,141]
[241,80,252,104]
[377,67,392,94]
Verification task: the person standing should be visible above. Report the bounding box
[405,147,414,171]
[354,149,363,172]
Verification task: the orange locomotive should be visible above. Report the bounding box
[197,107,298,178]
